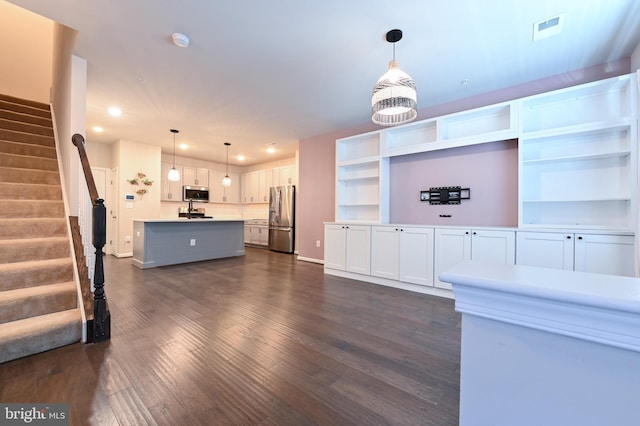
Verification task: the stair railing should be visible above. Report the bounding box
[72,134,110,342]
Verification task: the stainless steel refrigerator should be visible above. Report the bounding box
[268,185,295,253]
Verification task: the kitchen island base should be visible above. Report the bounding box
[133,219,245,269]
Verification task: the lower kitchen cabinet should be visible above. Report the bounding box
[371,226,434,286]
[434,228,515,290]
[244,220,269,247]
[516,231,635,277]
[324,224,371,274]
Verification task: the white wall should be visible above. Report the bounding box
[632,41,640,71]
[114,139,162,256]
[0,1,52,103]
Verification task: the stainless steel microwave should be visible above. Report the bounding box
[182,186,209,202]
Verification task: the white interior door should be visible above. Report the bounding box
[109,167,119,256]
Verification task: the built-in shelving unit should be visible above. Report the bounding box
[335,72,638,230]
[335,131,388,222]
[380,101,517,158]
[518,74,637,230]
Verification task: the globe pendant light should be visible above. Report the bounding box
[222,142,232,187]
[168,129,181,181]
[371,29,417,126]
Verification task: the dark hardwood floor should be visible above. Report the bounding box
[0,247,461,425]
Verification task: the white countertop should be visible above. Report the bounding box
[441,261,640,352]
[134,218,245,223]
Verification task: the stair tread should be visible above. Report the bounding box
[0,308,82,337]
[0,257,73,272]
[0,236,69,245]
[0,281,76,301]
[0,309,82,363]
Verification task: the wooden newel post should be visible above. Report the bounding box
[93,198,110,341]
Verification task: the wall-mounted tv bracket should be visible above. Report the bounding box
[420,186,470,205]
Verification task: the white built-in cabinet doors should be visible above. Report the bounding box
[209,170,239,203]
[182,166,209,187]
[516,231,635,277]
[371,226,434,286]
[160,163,182,201]
[434,229,515,290]
[324,224,371,274]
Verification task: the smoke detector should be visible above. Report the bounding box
[171,32,190,48]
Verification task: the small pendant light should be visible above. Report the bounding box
[372,29,417,126]
[222,142,232,187]
[168,129,181,181]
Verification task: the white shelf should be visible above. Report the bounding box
[520,75,633,134]
[440,102,515,140]
[336,132,379,163]
[522,150,630,165]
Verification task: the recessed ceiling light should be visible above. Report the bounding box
[108,107,122,117]
[179,143,188,150]
[266,142,276,154]
[92,126,104,133]
[171,32,190,48]
[237,155,245,161]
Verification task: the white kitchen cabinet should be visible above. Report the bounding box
[258,169,272,203]
[182,166,209,187]
[516,231,635,277]
[241,171,259,203]
[324,224,371,275]
[160,162,183,201]
[209,169,239,203]
[244,220,269,246]
[273,165,296,186]
[242,169,271,203]
[371,226,434,286]
[434,228,515,290]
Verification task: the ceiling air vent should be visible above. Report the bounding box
[533,14,564,41]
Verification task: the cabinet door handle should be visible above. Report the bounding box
[465,231,469,235]
[472,232,477,235]
[578,236,583,240]
[395,228,399,231]
[400,229,404,232]
[566,235,572,239]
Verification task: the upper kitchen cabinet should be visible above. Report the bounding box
[519,74,638,230]
[209,169,239,203]
[273,165,297,186]
[182,166,209,187]
[335,131,388,223]
[160,162,182,201]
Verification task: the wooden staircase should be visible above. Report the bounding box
[0,93,82,364]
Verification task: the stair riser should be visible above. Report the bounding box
[0,129,54,147]
[0,153,58,171]
[0,260,74,291]
[0,201,65,218]
[0,140,56,159]
[0,219,67,239]
[0,240,70,263]
[0,183,62,201]
[0,110,52,127]
[0,118,53,137]
[0,284,77,324]
[0,167,60,185]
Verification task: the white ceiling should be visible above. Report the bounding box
[7,0,640,166]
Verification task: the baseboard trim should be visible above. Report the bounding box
[113,252,133,258]
[297,256,324,265]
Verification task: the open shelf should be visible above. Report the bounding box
[520,75,632,134]
[336,132,379,163]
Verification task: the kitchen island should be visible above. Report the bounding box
[132,218,245,269]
